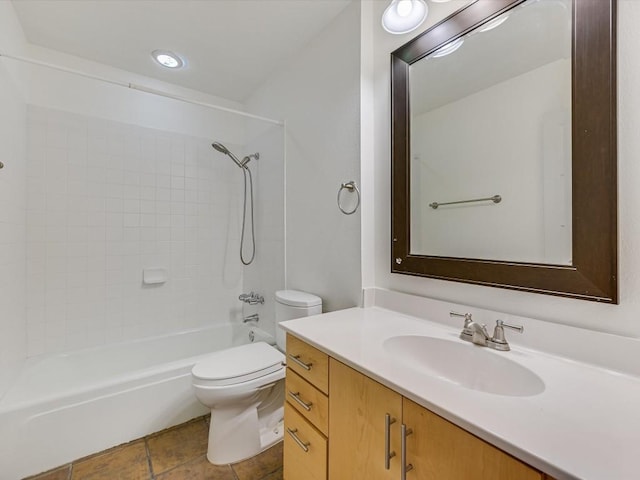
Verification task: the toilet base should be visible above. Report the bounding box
[205,382,284,465]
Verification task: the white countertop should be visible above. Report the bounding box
[280,305,640,480]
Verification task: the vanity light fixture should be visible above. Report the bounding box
[382,0,428,35]
[431,37,464,57]
[152,50,185,69]
[477,12,511,33]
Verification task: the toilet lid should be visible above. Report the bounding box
[192,342,284,386]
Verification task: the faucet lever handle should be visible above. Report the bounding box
[496,319,523,334]
[450,311,473,326]
[489,320,524,351]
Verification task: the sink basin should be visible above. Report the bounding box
[383,335,545,397]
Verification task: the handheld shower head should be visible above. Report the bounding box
[211,141,244,168]
[211,142,229,155]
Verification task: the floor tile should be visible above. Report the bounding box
[147,418,209,475]
[154,455,236,480]
[231,442,283,480]
[70,440,150,480]
[259,467,283,480]
[25,465,71,480]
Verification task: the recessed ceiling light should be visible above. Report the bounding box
[152,50,185,69]
[477,13,510,33]
[431,38,464,58]
[382,0,428,35]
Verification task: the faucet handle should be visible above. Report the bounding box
[450,311,473,326]
[451,311,474,342]
[489,319,523,351]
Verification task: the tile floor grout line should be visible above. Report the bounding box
[144,436,155,480]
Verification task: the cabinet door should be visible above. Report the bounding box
[329,359,402,480]
[403,398,543,480]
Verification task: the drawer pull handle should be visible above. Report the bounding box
[401,424,414,479]
[287,427,310,452]
[289,391,313,411]
[384,413,397,470]
[288,354,313,370]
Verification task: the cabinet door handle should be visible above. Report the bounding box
[384,413,397,469]
[401,424,414,479]
[286,427,310,452]
[288,354,313,370]
[288,390,313,411]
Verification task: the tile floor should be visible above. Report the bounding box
[25,416,283,480]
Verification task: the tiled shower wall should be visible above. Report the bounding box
[26,106,244,356]
[0,65,27,393]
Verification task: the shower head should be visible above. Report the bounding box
[211,141,244,168]
[211,142,230,155]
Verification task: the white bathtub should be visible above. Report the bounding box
[0,323,274,479]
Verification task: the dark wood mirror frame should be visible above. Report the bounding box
[391,0,617,303]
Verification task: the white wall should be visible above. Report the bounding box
[0,1,28,395]
[366,0,640,338]
[241,122,285,336]
[246,1,362,312]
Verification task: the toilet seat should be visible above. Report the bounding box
[192,342,284,387]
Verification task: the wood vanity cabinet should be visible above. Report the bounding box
[284,334,329,480]
[328,358,545,480]
[284,336,553,480]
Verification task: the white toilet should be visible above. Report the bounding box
[191,289,322,465]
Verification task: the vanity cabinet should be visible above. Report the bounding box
[284,336,556,480]
[284,334,329,480]
[403,397,542,480]
[328,358,547,480]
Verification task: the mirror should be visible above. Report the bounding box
[391,0,617,303]
[410,0,572,264]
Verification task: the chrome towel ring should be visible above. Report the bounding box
[337,180,360,215]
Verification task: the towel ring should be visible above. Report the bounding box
[337,180,360,215]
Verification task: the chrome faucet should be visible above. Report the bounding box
[450,312,523,351]
[239,292,264,305]
[243,313,259,323]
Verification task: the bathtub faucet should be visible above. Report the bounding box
[243,313,259,323]
[239,292,264,305]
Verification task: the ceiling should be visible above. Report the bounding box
[11,0,352,102]
[411,0,571,114]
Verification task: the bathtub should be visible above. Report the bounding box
[0,323,274,479]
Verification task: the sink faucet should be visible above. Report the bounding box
[450,312,523,351]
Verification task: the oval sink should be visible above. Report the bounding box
[383,335,545,397]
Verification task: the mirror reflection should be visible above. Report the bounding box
[409,0,572,265]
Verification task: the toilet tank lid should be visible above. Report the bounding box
[276,290,322,308]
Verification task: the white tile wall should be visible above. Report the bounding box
[242,124,285,335]
[0,65,27,393]
[26,106,245,356]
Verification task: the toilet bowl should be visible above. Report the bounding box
[191,289,322,465]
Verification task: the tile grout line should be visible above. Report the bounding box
[144,436,155,480]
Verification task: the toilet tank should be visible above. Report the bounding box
[275,290,322,351]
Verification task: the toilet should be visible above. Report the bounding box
[191,289,322,465]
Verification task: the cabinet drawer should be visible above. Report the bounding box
[286,334,329,394]
[284,402,327,480]
[286,369,328,435]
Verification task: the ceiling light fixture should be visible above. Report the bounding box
[382,0,428,35]
[477,12,511,33]
[152,50,185,69]
[430,37,464,58]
